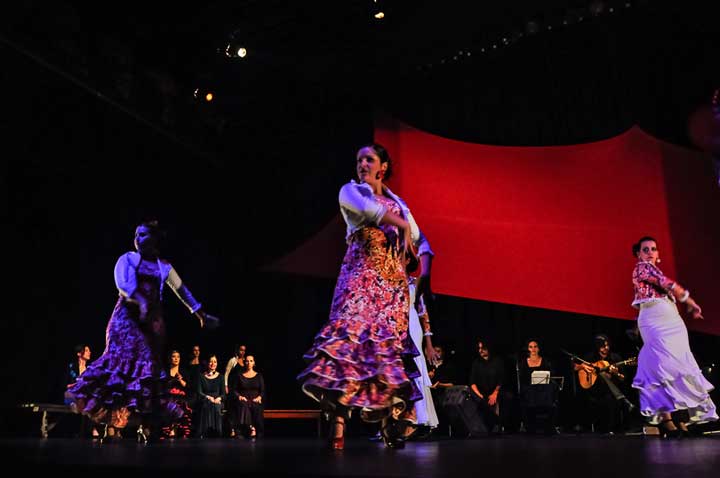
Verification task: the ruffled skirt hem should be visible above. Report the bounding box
[633,372,718,425]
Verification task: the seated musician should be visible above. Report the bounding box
[469,338,504,434]
[573,334,633,434]
[518,338,558,434]
[429,345,456,390]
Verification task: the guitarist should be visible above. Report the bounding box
[573,334,632,435]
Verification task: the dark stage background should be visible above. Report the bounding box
[3,1,719,429]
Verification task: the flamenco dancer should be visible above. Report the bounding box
[630,236,717,436]
[68,220,217,443]
[298,143,434,449]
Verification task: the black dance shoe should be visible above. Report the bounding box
[381,418,407,449]
[659,419,683,439]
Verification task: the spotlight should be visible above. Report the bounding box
[193,88,215,102]
[371,0,385,20]
[225,42,248,59]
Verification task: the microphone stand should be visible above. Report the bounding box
[560,349,596,368]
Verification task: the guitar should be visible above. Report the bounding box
[577,357,637,389]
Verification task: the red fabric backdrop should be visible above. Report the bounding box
[269,119,720,335]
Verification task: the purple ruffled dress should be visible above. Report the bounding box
[68,259,182,428]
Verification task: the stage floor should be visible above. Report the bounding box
[5,435,719,478]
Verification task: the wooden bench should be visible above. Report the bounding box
[19,403,74,438]
[263,409,324,437]
[20,403,324,438]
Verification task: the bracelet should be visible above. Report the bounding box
[679,290,690,303]
[424,331,433,336]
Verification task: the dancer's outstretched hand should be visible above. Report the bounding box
[687,300,703,320]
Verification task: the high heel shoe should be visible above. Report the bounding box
[330,419,345,450]
[136,425,149,444]
[137,426,146,444]
[100,425,116,444]
[676,421,692,438]
[381,417,406,449]
[658,419,683,439]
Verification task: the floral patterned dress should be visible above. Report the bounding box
[298,195,421,420]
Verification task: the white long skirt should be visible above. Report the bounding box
[632,298,717,425]
[408,287,439,428]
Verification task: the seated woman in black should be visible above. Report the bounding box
[231,355,265,439]
[518,338,557,434]
[196,355,225,438]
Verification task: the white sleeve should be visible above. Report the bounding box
[339,183,387,225]
[165,267,203,314]
[114,253,136,298]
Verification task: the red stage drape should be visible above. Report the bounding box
[268,119,720,335]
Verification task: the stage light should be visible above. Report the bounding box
[372,0,385,20]
[193,88,215,102]
[225,42,248,59]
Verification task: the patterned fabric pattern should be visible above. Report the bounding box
[161,372,192,438]
[68,259,182,428]
[632,261,676,307]
[299,195,421,415]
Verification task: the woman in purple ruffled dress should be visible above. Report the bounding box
[68,220,208,442]
[298,143,434,449]
[630,236,717,437]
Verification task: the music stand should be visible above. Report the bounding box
[531,371,550,385]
